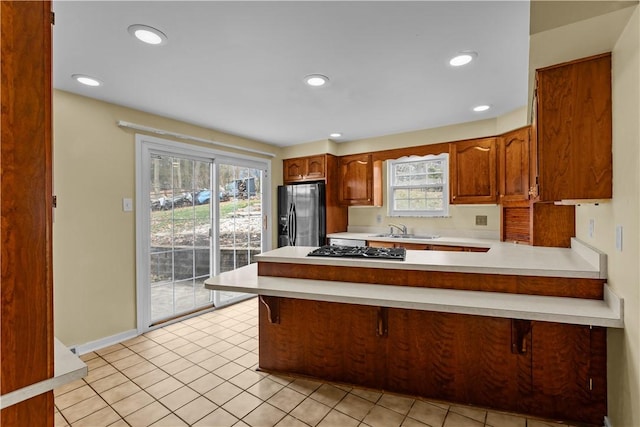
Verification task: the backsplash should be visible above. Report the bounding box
[347,204,500,240]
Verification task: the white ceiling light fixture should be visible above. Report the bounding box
[128,24,168,45]
[72,74,102,87]
[329,132,342,138]
[449,51,477,67]
[473,105,491,112]
[304,74,329,87]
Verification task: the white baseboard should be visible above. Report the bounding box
[72,329,138,356]
[604,416,612,427]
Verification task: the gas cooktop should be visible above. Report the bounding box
[307,245,406,261]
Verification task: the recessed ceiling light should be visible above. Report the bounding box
[449,51,477,67]
[330,133,342,138]
[128,24,168,45]
[304,74,329,87]
[473,105,491,112]
[72,74,102,87]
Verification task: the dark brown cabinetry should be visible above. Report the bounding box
[499,126,531,204]
[259,298,606,426]
[449,137,498,204]
[1,1,54,424]
[534,53,612,202]
[283,155,326,183]
[338,153,382,206]
[282,154,348,235]
[367,240,488,252]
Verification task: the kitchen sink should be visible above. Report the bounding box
[369,233,440,240]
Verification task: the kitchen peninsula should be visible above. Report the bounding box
[205,239,623,426]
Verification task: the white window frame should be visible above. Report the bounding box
[387,153,449,217]
[135,134,271,333]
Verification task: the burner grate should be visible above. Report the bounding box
[307,245,406,260]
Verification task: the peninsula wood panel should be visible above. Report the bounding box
[385,310,530,411]
[258,297,605,426]
[259,298,384,389]
[257,262,605,299]
[536,53,612,201]
[1,1,54,424]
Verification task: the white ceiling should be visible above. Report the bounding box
[52,1,530,147]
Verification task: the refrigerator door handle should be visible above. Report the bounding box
[290,203,297,246]
[287,203,296,246]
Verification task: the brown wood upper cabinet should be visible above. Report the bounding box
[283,154,326,183]
[498,126,531,204]
[534,53,612,202]
[338,153,382,206]
[449,137,498,204]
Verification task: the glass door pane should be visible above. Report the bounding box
[149,153,213,323]
[215,163,263,306]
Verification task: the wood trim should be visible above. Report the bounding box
[257,262,604,300]
[535,52,612,73]
[1,1,54,399]
[0,392,54,426]
[370,142,449,162]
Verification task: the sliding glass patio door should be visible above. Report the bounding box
[213,161,265,307]
[136,135,271,331]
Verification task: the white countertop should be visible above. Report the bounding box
[256,237,606,279]
[0,338,88,410]
[204,264,623,328]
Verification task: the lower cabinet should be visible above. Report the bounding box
[367,240,489,252]
[259,297,606,426]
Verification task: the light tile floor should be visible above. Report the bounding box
[54,298,578,427]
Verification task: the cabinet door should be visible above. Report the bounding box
[339,154,374,206]
[305,155,326,180]
[499,127,530,203]
[367,240,394,248]
[528,322,606,425]
[283,158,305,182]
[536,53,612,201]
[450,138,498,204]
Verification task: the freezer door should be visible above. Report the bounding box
[277,185,293,247]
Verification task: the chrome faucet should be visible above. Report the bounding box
[388,223,407,235]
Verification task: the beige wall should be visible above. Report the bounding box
[53,90,281,346]
[575,7,640,426]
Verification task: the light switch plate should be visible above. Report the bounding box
[123,198,133,212]
[589,219,595,238]
[616,225,623,251]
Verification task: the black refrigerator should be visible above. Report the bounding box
[277,183,326,247]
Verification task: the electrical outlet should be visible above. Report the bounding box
[376,214,382,224]
[475,215,488,226]
[589,219,595,238]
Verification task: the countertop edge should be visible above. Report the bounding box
[204,264,624,328]
[0,338,88,410]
